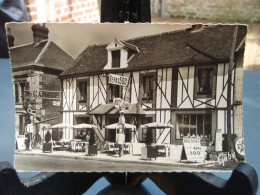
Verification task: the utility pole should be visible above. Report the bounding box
[227,25,238,155]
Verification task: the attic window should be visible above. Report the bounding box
[112,50,120,68]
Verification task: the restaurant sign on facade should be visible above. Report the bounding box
[108,74,128,87]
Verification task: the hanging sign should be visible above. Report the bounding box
[183,137,204,162]
[108,74,128,87]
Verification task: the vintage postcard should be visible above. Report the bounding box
[7,23,247,172]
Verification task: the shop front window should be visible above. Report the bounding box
[176,113,211,140]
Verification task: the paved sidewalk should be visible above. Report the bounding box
[15,149,219,168]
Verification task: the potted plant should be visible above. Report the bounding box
[43,130,53,153]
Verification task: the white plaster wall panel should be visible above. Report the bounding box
[131,72,139,104]
[99,74,107,104]
[62,80,67,110]
[156,69,163,109]
[180,97,191,108]
[166,68,172,108]
[72,79,76,110]
[188,66,194,104]
[177,71,182,107]
[156,128,170,144]
[144,110,156,116]
[93,76,99,108]
[161,68,170,109]
[194,98,215,108]
[122,72,131,101]
[68,78,72,110]
[156,110,161,123]
[219,86,228,108]
[121,49,128,68]
[231,69,235,105]
[65,80,70,110]
[194,99,200,107]
[156,69,163,108]
[93,116,97,127]
[165,110,171,124]
[216,63,224,106]
[89,76,94,109]
[70,112,73,125]
[161,68,167,108]
[223,63,229,99]
[218,110,226,134]
[179,67,188,88]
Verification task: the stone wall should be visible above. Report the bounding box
[24,0,100,22]
[162,0,260,22]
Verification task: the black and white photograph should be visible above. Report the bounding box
[7,23,247,172]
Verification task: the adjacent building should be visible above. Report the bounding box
[9,24,74,140]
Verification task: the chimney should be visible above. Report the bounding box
[7,28,15,47]
[31,23,49,45]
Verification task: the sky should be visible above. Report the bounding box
[6,23,191,58]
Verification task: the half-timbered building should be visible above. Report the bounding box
[59,24,246,158]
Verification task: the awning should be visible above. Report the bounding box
[88,104,114,115]
[88,103,145,115]
[141,122,174,129]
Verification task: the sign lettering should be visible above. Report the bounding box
[108,74,128,87]
[183,137,205,162]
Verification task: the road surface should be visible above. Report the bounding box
[14,154,238,172]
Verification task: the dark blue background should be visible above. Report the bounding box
[0,58,259,194]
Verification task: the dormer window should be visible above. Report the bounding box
[104,38,139,70]
[112,50,120,68]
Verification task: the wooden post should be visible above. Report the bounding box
[227,25,238,154]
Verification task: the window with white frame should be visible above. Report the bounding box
[78,80,89,103]
[14,82,29,104]
[195,65,216,98]
[111,50,120,68]
[176,113,212,140]
[140,73,156,101]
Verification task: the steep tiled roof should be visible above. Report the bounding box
[10,40,74,71]
[61,25,247,77]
